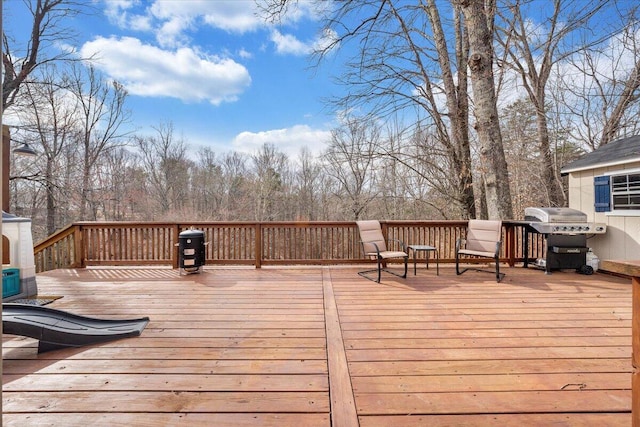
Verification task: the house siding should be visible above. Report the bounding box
[567,160,640,261]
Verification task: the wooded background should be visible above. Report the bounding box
[3,0,640,242]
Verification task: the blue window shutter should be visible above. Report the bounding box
[594,176,611,212]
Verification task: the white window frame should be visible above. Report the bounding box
[604,168,640,216]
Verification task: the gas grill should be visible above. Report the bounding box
[524,207,606,235]
[522,207,606,274]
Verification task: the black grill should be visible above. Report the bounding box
[178,229,206,274]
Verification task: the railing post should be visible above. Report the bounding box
[172,224,180,269]
[74,225,85,268]
[633,276,640,426]
[506,223,516,267]
[595,260,640,425]
[255,223,262,269]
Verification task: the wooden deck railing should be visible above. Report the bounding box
[33,220,544,273]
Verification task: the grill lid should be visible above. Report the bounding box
[524,207,588,223]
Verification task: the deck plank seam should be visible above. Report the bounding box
[323,267,359,427]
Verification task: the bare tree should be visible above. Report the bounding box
[421,0,475,218]
[322,116,380,220]
[557,9,640,150]
[336,1,480,218]
[292,147,323,220]
[261,0,478,218]
[500,99,547,215]
[190,147,225,220]
[91,147,140,221]
[405,122,468,218]
[134,122,191,218]
[495,0,618,207]
[68,64,130,220]
[250,144,290,221]
[13,64,77,234]
[456,0,512,219]
[2,0,85,113]
[376,122,405,219]
[219,151,250,220]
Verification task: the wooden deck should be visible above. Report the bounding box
[2,265,633,426]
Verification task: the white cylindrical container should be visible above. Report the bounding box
[586,249,599,272]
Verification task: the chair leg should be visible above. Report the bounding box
[357,268,380,283]
[455,251,466,276]
[358,257,407,283]
[402,256,407,278]
[456,253,505,281]
[495,255,505,282]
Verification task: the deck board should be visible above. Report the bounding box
[2,265,633,426]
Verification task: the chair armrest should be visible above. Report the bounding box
[456,238,466,252]
[387,238,407,253]
[494,241,502,257]
[360,240,382,256]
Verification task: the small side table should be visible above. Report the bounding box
[407,245,439,275]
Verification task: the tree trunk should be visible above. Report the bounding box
[45,161,56,235]
[457,0,513,220]
[79,151,90,220]
[424,0,476,219]
[535,110,564,206]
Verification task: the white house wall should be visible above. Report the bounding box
[568,160,640,261]
[2,214,38,299]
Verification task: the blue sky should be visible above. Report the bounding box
[7,1,634,159]
[4,0,339,157]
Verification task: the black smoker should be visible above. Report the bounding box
[522,207,606,274]
[178,229,206,274]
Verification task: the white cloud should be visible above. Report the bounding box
[232,125,331,157]
[103,1,265,47]
[271,27,338,56]
[104,0,138,28]
[315,28,339,52]
[129,14,153,32]
[271,29,311,55]
[150,0,263,33]
[80,36,251,105]
[238,48,253,59]
[102,0,328,52]
[270,1,332,25]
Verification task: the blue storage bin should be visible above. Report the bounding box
[3,268,20,298]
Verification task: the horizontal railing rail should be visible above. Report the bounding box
[32,220,544,273]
